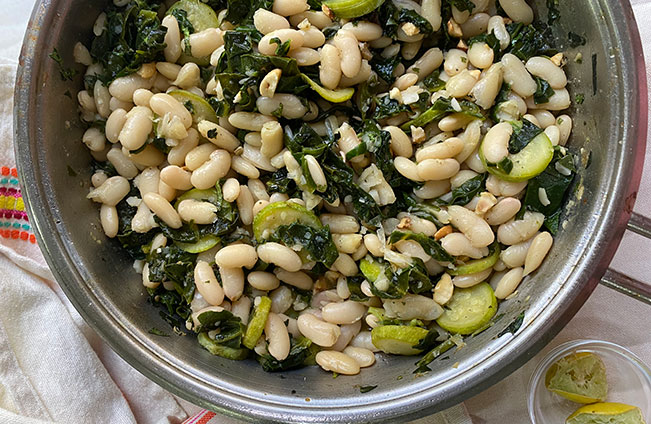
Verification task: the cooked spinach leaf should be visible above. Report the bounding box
[149,288,192,329]
[401,97,483,132]
[368,257,432,299]
[423,70,447,92]
[270,37,291,56]
[359,385,378,393]
[370,54,401,84]
[378,1,434,39]
[533,76,554,104]
[546,0,561,24]
[268,223,339,267]
[49,48,78,81]
[258,337,315,372]
[147,245,197,302]
[225,0,273,26]
[468,32,501,58]
[90,0,167,82]
[435,173,486,206]
[519,147,576,234]
[497,311,525,337]
[505,22,557,62]
[194,309,244,347]
[347,276,370,302]
[397,193,443,227]
[445,0,475,12]
[508,118,543,154]
[171,8,194,40]
[115,187,156,259]
[414,336,459,373]
[373,95,410,120]
[148,327,170,337]
[568,32,587,48]
[389,230,454,263]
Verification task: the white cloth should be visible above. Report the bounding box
[0,1,650,424]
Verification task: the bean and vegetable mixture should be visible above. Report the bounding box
[76,0,577,375]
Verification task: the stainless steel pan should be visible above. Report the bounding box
[13,0,651,422]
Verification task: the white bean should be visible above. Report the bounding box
[162,15,181,62]
[501,236,536,268]
[248,271,280,291]
[109,75,152,102]
[321,301,366,325]
[526,56,567,89]
[220,266,245,301]
[343,346,376,367]
[259,29,304,56]
[414,180,451,199]
[82,127,106,152]
[334,30,361,79]
[501,53,537,98]
[497,211,545,245]
[441,233,489,259]
[417,158,460,181]
[265,312,291,361]
[197,120,240,152]
[433,273,453,305]
[272,0,308,16]
[119,106,153,151]
[494,267,524,299]
[384,294,444,321]
[143,192,182,228]
[106,147,138,179]
[214,244,258,269]
[470,63,504,109]
[499,0,534,24]
[407,48,443,80]
[194,261,224,306]
[100,204,118,238]
[452,268,492,288]
[523,231,553,276]
[297,313,340,347]
[447,205,494,248]
[160,165,193,191]
[228,112,276,132]
[320,214,359,234]
[468,42,494,69]
[191,150,231,190]
[485,197,521,225]
[316,351,359,375]
[319,44,342,90]
[236,185,254,225]
[87,176,130,206]
[258,242,302,272]
[444,49,468,76]
[178,199,217,224]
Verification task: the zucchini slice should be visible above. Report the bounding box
[252,201,322,242]
[323,0,386,19]
[169,90,218,124]
[242,296,272,349]
[198,332,248,360]
[436,282,497,335]
[371,325,429,355]
[481,132,554,182]
[449,244,501,276]
[301,74,355,103]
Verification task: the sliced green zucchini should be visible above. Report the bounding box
[448,244,501,276]
[371,325,429,355]
[175,187,220,207]
[198,332,248,360]
[169,90,218,124]
[167,0,219,66]
[323,0,386,19]
[480,132,554,183]
[252,201,322,242]
[360,257,383,283]
[301,74,355,103]
[167,0,219,31]
[242,296,272,349]
[436,282,497,335]
[175,235,220,253]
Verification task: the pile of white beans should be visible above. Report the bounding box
[76,0,573,376]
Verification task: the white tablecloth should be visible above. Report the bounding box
[0,0,650,423]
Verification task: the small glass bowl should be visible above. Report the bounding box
[528,340,651,424]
